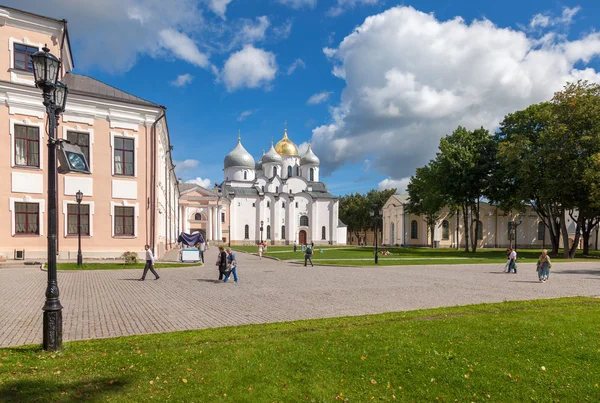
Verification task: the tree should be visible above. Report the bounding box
[366,188,396,245]
[339,193,369,244]
[435,126,495,252]
[406,162,445,247]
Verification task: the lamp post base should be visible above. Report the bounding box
[43,309,63,351]
[77,253,82,266]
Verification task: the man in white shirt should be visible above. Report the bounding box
[141,244,160,280]
[508,248,518,273]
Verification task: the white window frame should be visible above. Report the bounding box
[110,131,139,177]
[63,125,94,173]
[62,200,95,237]
[9,37,42,85]
[10,196,45,236]
[110,201,140,238]
[10,118,44,169]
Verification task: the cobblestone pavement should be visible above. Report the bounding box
[1,249,599,347]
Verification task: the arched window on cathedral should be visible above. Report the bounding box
[266,225,271,239]
[537,221,545,241]
[442,220,449,240]
[282,202,285,209]
[276,186,279,193]
[288,166,292,177]
[411,220,418,239]
[262,186,265,192]
[296,166,300,176]
[194,213,202,221]
[244,171,247,180]
[391,223,395,243]
[300,215,309,226]
[267,201,270,208]
[273,167,278,177]
[477,220,483,240]
[321,226,326,240]
[281,225,286,240]
[244,225,249,239]
[310,168,314,181]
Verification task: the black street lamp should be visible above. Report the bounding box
[32,45,67,351]
[370,210,382,264]
[228,224,231,247]
[260,220,264,244]
[76,190,83,267]
[511,218,523,251]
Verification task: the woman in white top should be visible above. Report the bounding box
[258,243,263,259]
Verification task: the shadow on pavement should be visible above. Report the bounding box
[196,279,222,283]
[511,281,544,284]
[552,269,600,275]
[0,377,129,403]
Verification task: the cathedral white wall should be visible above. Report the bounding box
[301,165,319,182]
[286,177,307,194]
[262,162,281,179]
[225,167,255,182]
[282,156,300,179]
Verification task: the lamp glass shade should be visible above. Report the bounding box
[31,46,61,88]
[370,211,375,217]
[53,81,68,111]
[76,191,83,203]
[379,209,383,216]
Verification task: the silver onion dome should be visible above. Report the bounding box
[255,150,265,171]
[224,139,255,169]
[262,144,283,165]
[300,144,320,166]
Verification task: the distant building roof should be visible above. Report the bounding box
[178,183,197,193]
[63,72,159,108]
[338,219,347,227]
[224,186,260,196]
[390,194,409,204]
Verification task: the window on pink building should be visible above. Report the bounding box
[67,131,90,164]
[14,44,37,72]
[114,206,134,236]
[114,137,134,176]
[15,203,39,235]
[15,125,39,167]
[67,204,90,236]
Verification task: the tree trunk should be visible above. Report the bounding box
[582,230,591,256]
[560,210,570,259]
[430,222,435,248]
[456,209,460,250]
[462,204,470,253]
[472,200,480,253]
[596,227,599,251]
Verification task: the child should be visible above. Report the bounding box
[536,249,552,282]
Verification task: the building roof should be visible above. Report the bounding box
[307,182,327,192]
[262,144,283,165]
[390,194,410,204]
[63,72,159,107]
[338,219,347,227]
[224,139,255,170]
[178,183,197,193]
[300,144,320,166]
[224,186,260,196]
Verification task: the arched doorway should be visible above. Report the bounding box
[299,230,307,245]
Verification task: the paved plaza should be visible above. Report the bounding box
[1,249,599,347]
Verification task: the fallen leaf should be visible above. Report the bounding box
[182,379,188,384]
[371,379,377,384]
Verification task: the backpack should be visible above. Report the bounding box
[306,247,313,255]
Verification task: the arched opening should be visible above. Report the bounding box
[273,166,278,177]
[411,220,418,239]
[442,220,449,240]
[477,220,483,240]
[391,223,395,243]
[244,171,247,180]
[281,225,286,240]
[299,230,307,244]
[194,213,202,221]
[296,166,300,176]
[300,215,309,226]
[244,224,249,239]
[537,221,545,240]
[321,226,326,240]
[267,225,271,239]
[309,168,314,181]
[287,166,292,177]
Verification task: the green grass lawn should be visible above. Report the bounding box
[1,298,599,402]
[234,245,600,266]
[52,262,200,271]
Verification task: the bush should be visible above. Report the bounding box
[121,251,139,264]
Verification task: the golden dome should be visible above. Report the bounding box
[274,129,299,156]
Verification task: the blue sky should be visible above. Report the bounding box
[9,0,600,195]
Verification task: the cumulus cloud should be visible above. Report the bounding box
[186,177,213,188]
[241,16,270,43]
[378,177,410,193]
[530,6,580,29]
[307,91,333,105]
[170,73,194,87]
[311,5,600,184]
[159,29,210,68]
[237,109,258,121]
[276,0,317,9]
[175,159,200,172]
[222,45,278,91]
[207,0,233,19]
[327,0,380,17]
[287,58,306,75]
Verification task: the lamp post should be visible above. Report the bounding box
[370,210,382,264]
[512,218,523,252]
[32,45,67,351]
[76,190,83,267]
[260,220,264,244]
[228,224,231,247]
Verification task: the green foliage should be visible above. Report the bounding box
[2,298,600,402]
[120,251,139,264]
[407,163,445,246]
[339,188,396,236]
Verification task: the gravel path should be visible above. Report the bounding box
[1,249,598,347]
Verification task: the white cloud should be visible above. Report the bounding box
[237,109,258,121]
[530,6,581,29]
[311,5,600,185]
[175,159,200,171]
[287,58,306,75]
[208,0,233,19]
[307,91,333,105]
[327,0,380,17]
[186,177,213,188]
[170,73,194,87]
[241,16,270,43]
[4,0,206,73]
[159,29,210,68]
[378,177,410,193]
[276,0,317,9]
[222,45,278,91]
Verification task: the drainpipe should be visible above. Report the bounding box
[151,106,167,254]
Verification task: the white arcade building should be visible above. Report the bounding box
[221,129,347,245]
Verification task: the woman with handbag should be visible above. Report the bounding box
[223,247,238,283]
[216,246,228,281]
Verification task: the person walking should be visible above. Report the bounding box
[258,243,263,260]
[536,249,552,282]
[140,244,160,281]
[304,244,314,267]
[216,246,227,281]
[224,247,239,283]
[293,240,297,253]
[199,241,206,264]
[508,248,518,273]
[504,248,511,272]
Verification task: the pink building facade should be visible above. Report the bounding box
[0,6,178,260]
